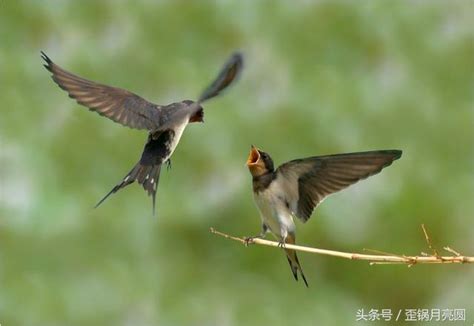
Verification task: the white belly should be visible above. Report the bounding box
[253,183,295,240]
[166,121,187,159]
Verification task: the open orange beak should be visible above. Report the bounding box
[246,145,260,166]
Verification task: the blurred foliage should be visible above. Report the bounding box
[0,1,473,325]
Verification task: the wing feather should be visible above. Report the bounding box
[42,51,161,130]
[197,52,243,103]
[276,150,402,222]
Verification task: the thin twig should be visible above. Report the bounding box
[444,246,461,257]
[422,223,439,257]
[209,227,474,265]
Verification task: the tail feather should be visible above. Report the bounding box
[284,234,309,287]
[285,250,308,287]
[287,256,299,281]
[94,165,139,208]
[95,162,161,215]
[136,166,147,183]
[142,165,161,215]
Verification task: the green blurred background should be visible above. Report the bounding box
[1,1,473,325]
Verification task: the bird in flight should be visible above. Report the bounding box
[42,51,243,214]
[246,145,402,287]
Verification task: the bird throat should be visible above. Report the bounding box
[252,172,276,193]
[189,108,204,123]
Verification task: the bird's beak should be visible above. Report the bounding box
[246,145,260,167]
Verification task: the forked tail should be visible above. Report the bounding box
[95,162,162,215]
[285,249,309,288]
[284,234,309,287]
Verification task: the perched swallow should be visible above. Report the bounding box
[42,51,243,214]
[246,145,402,287]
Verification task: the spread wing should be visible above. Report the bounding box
[197,52,243,103]
[41,51,162,130]
[151,52,244,133]
[276,150,402,222]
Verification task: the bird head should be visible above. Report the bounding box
[183,100,204,123]
[246,145,274,177]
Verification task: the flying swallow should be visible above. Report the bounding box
[246,145,402,287]
[42,51,243,214]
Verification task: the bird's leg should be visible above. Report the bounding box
[166,159,172,171]
[277,241,286,249]
[278,234,287,249]
[244,223,268,246]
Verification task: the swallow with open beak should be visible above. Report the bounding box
[246,145,402,287]
[42,51,243,214]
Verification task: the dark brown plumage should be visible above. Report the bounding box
[41,52,164,130]
[277,150,402,222]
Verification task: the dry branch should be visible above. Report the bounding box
[209,226,474,265]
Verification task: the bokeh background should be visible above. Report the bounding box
[1,1,473,325]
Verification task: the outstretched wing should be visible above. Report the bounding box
[276,150,402,222]
[197,52,243,103]
[151,52,244,133]
[41,51,161,130]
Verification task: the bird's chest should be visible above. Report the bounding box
[253,185,294,237]
[141,122,187,165]
[167,122,187,156]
